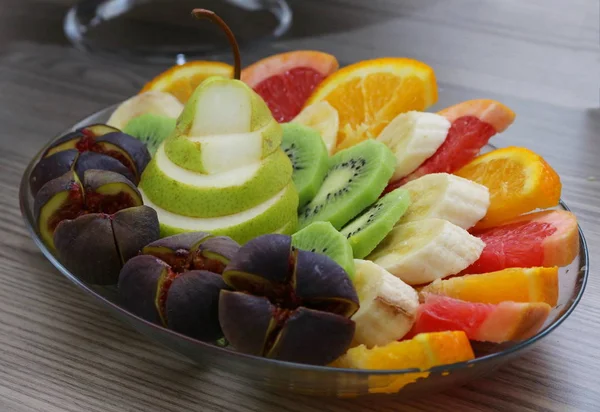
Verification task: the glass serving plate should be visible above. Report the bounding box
[19,106,589,397]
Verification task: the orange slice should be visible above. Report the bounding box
[455,146,561,229]
[140,61,233,103]
[305,58,438,152]
[421,267,559,306]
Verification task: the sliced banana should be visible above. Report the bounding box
[351,260,419,347]
[293,101,339,155]
[398,173,490,229]
[376,111,450,181]
[368,218,485,285]
[108,91,184,130]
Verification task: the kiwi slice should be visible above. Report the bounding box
[123,113,176,156]
[292,221,355,279]
[340,188,411,259]
[298,139,396,230]
[281,123,329,208]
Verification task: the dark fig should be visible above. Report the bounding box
[142,232,212,256]
[112,206,160,263]
[75,152,136,184]
[30,150,78,195]
[118,255,166,324]
[194,236,241,273]
[80,124,120,136]
[43,124,118,158]
[82,170,142,214]
[54,214,122,285]
[220,234,359,365]
[95,132,151,178]
[166,270,228,341]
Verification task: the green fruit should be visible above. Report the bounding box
[298,139,397,230]
[340,188,411,259]
[123,113,176,156]
[292,221,355,279]
[140,147,293,218]
[282,123,329,208]
[145,183,299,245]
[165,76,281,174]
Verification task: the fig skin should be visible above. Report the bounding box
[75,152,137,184]
[96,132,151,177]
[80,124,120,136]
[166,270,228,342]
[266,307,355,365]
[142,232,212,255]
[53,213,123,285]
[112,206,160,263]
[30,150,78,195]
[118,255,166,324]
[82,169,142,212]
[219,291,274,355]
[34,171,82,223]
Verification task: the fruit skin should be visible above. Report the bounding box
[396,173,490,230]
[350,260,419,348]
[53,206,159,285]
[298,139,397,230]
[219,234,358,365]
[147,183,299,245]
[340,188,411,259]
[281,123,329,208]
[29,150,78,195]
[118,255,166,324]
[465,210,579,274]
[292,221,355,279]
[455,146,562,229]
[368,218,485,285]
[420,266,559,306]
[123,113,177,156]
[107,91,184,130]
[439,99,516,133]
[407,294,551,343]
[75,152,137,184]
[96,132,151,179]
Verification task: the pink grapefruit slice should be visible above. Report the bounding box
[241,51,339,122]
[406,294,551,343]
[464,210,579,274]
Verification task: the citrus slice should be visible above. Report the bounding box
[455,146,561,228]
[465,210,579,274]
[421,267,559,306]
[241,51,339,123]
[293,101,339,154]
[140,61,234,103]
[305,58,438,151]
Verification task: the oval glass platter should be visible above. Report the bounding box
[19,105,589,397]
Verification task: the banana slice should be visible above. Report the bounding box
[368,218,485,285]
[108,91,184,130]
[293,101,339,155]
[351,260,419,347]
[376,111,450,181]
[398,173,490,229]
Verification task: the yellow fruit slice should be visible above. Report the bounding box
[421,267,559,306]
[454,146,562,229]
[293,101,339,155]
[305,58,438,152]
[140,61,234,103]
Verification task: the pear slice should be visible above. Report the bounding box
[107,91,184,130]
[142,183,299,244]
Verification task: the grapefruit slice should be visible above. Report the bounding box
[241,51,339,123]
[407,294,551,343]
[465,210,579,274]
[384,99,516,192]
[421,267,559,306]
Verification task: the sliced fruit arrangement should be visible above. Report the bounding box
[397,173,490,229]
[406,294,551,343]
[368,218,485,285]
[332,331,474,370]
[305,58,438,151]
[384,99,516,192]
[455,146,562,229]
[298,139,396,230]
[123,113,177,157]
[421,267,559,306]
[220,234,358,365]
[241,51,339,123]
[350,260,419,347]
[293,101,339,155]
[465,210,579,274]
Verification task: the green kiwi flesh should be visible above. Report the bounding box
[123,113,176,156]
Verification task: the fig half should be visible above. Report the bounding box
[220,234,359,365]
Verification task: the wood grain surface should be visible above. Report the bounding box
[1,0,599,410]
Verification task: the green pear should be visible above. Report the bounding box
[164,76,282,174]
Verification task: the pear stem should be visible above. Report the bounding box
[192,8,241,80]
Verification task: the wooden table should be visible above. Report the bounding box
[1,0,598,410]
